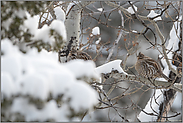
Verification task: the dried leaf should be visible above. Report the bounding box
[106,48,110,51]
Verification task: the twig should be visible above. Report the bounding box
[150,20,180,77]
[134,102,180,118]
[103,70,182,92]
[128,1,157,46]
[95,85,129,122]
[105,8,124,63]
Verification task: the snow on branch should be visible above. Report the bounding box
[147,10,162,21]
[1,38,99,121]
[91,26,100,36]
[160,16,182,77]
[96,60,127,75]
[126,5,137,14]
[24,12,67,51]
[137,15,182,122]
[94,59,181,92]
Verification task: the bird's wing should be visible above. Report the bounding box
[144,58,161,72]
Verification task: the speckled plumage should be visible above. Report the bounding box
[135,52,170,80]
[67,49,92,61]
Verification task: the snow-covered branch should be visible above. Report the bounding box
[94,59,181,93]
[1,1,181,122]
[1,38,99,122]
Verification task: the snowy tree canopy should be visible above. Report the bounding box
[1,38,100,121]
[1,1,182,122]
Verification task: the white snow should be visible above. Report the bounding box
[1,55,22,81]
[95,40,100,45]
[11,97,40,120]
[14,8,26,19]
[64,59,100,79]
[1,72,18,99]
[91,27,100,35]
[1,38,99,121]
[132,30,138,33]
[95,60,127,74]
[95,37,101,45]
[138,90,164,122]
[66,80,98,112]
[160,16,182,76]
[24,12,67,46]
[126,5,137,14]
[50,69,76,98]
[1,38,20,55]
[24,12,40,34]
[20,73,50,100]
[33,24,54,43]
[39,100,62,121]
[97,8,103,12]
[166,16,181,52]
[49,20,67,41]
[2,18,13,31]
[11,97,71,122]
[54,7,65,22]
[147,10,162,21]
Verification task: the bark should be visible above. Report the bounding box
[65,1,94,50]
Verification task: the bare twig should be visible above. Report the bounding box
[102,70,182,92]
[106,9,124,63]
[95,85,129,122]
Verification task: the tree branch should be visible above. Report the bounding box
[102,70,182,93]
[106,8,124,63]
[105,1,181,78]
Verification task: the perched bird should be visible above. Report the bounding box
[58,37,92,62]
[67,49,92,61]
[135,52,170,81]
